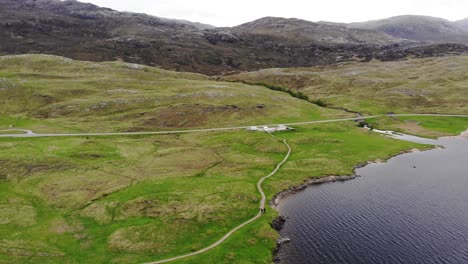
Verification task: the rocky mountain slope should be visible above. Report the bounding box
[349,15,468,43]
[1,0,467,75]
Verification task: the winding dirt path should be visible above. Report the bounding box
[145,139,291,264]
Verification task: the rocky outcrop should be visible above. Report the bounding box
[375,43,468,61]
[205,30,241,44]
[270,216,287,231]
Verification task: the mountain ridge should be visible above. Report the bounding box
[1,0,467,75]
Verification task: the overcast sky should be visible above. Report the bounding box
[82,0,468,27]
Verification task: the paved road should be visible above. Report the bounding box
[1,116,374,138]
[1,114,466,138]
[145,139,292,264]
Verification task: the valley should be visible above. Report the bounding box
[1,1,468,263]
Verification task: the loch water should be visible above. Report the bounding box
[276,134,468,264]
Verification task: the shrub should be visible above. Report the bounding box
[311,99,327,107]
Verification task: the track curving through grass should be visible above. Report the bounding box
[145,139,291,264]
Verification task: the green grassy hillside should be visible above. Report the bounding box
[225,55,468,115]
[0,55,346,133]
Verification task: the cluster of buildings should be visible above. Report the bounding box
[247,125,294,133]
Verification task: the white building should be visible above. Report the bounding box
[247,125,294,133]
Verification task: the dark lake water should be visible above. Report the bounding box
[276,134,468,264]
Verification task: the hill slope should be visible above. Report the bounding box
[0,54,344,133]
[225,55,468,115]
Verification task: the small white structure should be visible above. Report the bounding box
[364,125,395,135]
[247,125,294,133]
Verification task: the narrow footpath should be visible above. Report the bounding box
[145,139,292,264]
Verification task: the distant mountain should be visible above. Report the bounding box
[234,17,401,45]
[349,15,468,43]
[0,0,466,74]
[455,18,468,32]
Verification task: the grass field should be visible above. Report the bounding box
[0,130,26,134]
[225,56,468,115]
[0,121,428,264]
[1,54,467,264]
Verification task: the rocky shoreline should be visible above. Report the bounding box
[270,147,423,209]
[270,174,359,208]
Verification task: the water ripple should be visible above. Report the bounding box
[277,137,468,264]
